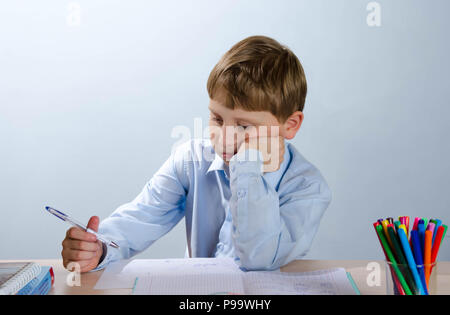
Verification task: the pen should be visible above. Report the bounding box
[387,226,417,294]
[45,206,119,249]
[418,220,425,254]
[410,230,428,295]
[398,227,425,295]
[382,220,394,249]
[412,217,420,232]
[430,224,446,274]
[404,216,410,237]
[431,225,445,267]
[374,223,411,295]
[432,219,442,244]
[424,230,432,288]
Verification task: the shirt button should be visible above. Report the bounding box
[237,190,246,198]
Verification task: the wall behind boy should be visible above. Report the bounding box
[1,1,449,261]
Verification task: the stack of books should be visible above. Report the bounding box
[0,262,54,295]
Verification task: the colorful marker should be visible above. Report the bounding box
[398,227,424,295]
[424,230,432,288]
[411,230,428,295]
[374,223,411,295]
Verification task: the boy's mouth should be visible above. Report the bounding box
[222,150,237,160]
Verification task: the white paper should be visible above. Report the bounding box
[242,268,356,295]
[133,273,245,295]
[132,266,357,295]
[94,257,242,290]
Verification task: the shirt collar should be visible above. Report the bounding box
[262,141,292,191]
[206,141,292,189]
[207,152,228,174]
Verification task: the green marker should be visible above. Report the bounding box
[442,224,448,242]
[376,225,412,295]
[387,226,418,294]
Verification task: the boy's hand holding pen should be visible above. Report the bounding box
[46,206,119,273]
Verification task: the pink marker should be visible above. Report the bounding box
[427,222,436,235]
[412,217,420,231]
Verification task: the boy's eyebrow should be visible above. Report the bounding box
[209,106,259,125]
[236,118,257,125]
[208,107,221,117]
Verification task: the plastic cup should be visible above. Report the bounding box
[385,261,438,295]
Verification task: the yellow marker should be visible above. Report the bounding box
[399,224,408,235]
[382,219,394,250]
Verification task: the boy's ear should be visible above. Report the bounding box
[282,111,304,140]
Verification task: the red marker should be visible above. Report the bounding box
[430,226,445,273]
[412,217,420,231]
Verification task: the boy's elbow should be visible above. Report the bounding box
[236,257,277,271]
[234,246,280,271]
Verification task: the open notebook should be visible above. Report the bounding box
[115,258,359,295]
[0,262,42,295]
[133,268,357,295]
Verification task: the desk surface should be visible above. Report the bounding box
[2,259,450,295]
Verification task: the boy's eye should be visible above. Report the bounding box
[238,125,252,131]
[211,116,223,124]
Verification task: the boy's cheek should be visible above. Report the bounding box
[209,131,222,153]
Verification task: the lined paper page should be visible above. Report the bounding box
[133,273,245,295]
[131,267,357,295]
[243,268,356,295]
[95,258,242,289]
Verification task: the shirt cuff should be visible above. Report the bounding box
[89,242,119,272]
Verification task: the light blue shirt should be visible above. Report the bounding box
[94,139,331,271]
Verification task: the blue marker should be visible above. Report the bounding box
[410,231,429,295]
[397,228,425,295]
[418,220,425,254]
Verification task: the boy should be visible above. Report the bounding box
[61,35,332,272]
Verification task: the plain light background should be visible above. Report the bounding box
[1,0,449,261]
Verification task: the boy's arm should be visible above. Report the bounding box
[229,148,331,271]
[92,145,189,271]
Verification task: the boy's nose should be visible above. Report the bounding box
[221,126,244,149]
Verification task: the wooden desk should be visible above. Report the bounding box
[3,259,450,295]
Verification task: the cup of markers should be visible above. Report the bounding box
[373,217,447,295]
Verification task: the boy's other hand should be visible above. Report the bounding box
[237,126,285,173]
[61,216,104,273]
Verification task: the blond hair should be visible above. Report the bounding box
[207,35,307,123]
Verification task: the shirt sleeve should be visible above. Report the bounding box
[228,149,331,271]
[91,146,188,271]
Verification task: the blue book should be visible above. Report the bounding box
[16,266,54,295]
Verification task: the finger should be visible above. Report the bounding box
[64,239,101,252]
[63,259,94,272]
[66,227,97,242]
[62,248,98,261]
[87,216,100,233]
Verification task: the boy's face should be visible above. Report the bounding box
[208,98,302,164]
